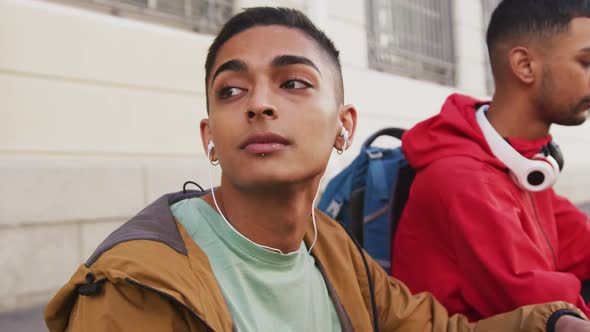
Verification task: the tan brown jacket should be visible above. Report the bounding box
[45,191,585,331]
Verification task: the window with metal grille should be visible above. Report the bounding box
[481,0,501,94]
[367,0,455,86]
[71,0,234,34]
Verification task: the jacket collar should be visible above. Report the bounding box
[83,190,235,331]
[86,190,204,266]
[85,190,361,331]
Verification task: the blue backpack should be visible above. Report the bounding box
[319,128,415,273]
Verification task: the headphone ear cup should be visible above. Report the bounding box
[533,154,560,173]
[546,141,564,171]
[518,156,559,191]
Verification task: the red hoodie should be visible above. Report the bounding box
[392,94,590,321]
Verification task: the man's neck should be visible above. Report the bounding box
[202,176,321,253]
[486,91,551,140]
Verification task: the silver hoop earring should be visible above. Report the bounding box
[210,159,220,166]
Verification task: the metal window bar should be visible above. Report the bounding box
[481,0,501,95]
[75,0,234,34]
[367,0,455,86]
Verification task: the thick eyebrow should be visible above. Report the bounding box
[211,59,248,86]
[271,55,322,76]
[580,47,590,53]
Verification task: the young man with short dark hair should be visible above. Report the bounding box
[393,0,590,322]
[46,6,589,331]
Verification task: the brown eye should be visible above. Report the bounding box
[280,80,311,89]
[218,87,245,99]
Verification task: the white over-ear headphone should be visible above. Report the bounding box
[338,126,349,154]
[475,106,560,192]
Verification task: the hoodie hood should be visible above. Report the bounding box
[402,93,551,171]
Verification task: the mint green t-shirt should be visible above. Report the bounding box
[171,198,341,332]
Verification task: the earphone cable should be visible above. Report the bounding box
[207,147,322,254]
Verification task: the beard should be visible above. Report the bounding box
[552,97,590,126]
[569,97,590,124]
[538,67,589,126]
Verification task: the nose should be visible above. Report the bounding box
[245,85,278,120]
[246,108,276,119]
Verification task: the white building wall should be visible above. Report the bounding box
[0,0,589,312]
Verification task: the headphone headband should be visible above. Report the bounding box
[475,106,559,192]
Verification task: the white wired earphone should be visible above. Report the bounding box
[205,125,348,255]
[338,126,349,155]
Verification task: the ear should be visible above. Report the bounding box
[507,46,538,85]
[200,118,214,158]
[335,104,358,150]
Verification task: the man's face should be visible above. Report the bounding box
[537,17,590,126]
[201,25,353,189]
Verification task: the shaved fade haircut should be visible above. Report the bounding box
[486,0,590,67]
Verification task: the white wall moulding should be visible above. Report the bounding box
[0,0,212,94]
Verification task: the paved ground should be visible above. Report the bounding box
[2,204,589,332]
[0,305,46,332]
